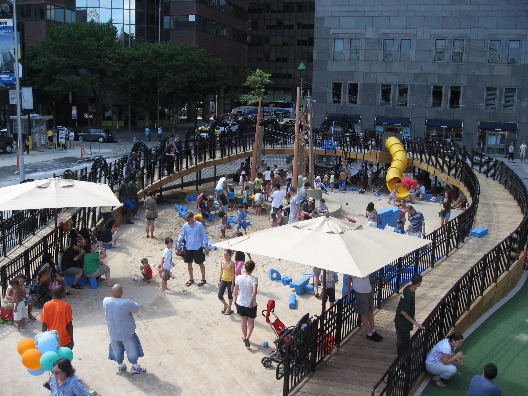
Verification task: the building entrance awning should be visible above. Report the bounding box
[479,122,517,132]
[426,119,463,128]
[375,116,410,126]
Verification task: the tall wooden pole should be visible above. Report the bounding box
[250,97,262,182]
[293,87,301,189]
[302,110,307,177]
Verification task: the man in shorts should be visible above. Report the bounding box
[347,275,383,342]
[313,267,321,298]
[160,238,175,293]
[178,211,210,287]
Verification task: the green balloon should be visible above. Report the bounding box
[40,351,59,371]
[56,347,73,361]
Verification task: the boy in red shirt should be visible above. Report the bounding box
[140,258,152,283]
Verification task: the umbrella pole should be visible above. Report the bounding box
[321,269,327,316]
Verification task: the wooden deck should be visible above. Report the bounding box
[292,173,522,396]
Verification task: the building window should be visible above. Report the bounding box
[349,39,360,61]
[400,39,411,61]
[380,84,392,106]
[507,40,520,64]
[348,83,358,104]
[434,39,446,62]
[485,87,498,111]
[449,86,461,109]
[503,88,517,112]
[332,82,342,103]
[397,84,408,107]
[488,40,501,63]
[383,39,394,61]
[452,39,464,63]
[333,39,344,61]
[431,85,443,108]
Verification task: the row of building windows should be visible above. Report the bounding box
[333,38,522,64]
[331,82,518,112]
[17,4,75,23]
[162,0,246,19]
[248,2,315,14]
[163,14,246,42]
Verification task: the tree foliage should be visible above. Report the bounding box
[241,69,272,104]
[26,21,124,127]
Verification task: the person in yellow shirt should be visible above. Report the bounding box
[47,129,54,149]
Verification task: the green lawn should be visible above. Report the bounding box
[420,276,528,395]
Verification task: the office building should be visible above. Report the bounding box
[313,0,528,154]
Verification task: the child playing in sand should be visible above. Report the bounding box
[140,258,152,282]
[218,211,227,238]
[217,249,235,315]
[319,198,329,216]
[366,202,381,228]
[206,195,215,214]
[236,205,248,235]
[160,238,175,293]
[270,212,281,228]
[11,279,25,331]
[228,188,235,209]
[254,189,262,215]
[394,219,405,234]
[388,184,399,205]
[242,186,250,210]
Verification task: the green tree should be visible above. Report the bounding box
[241,69,272,105]
[26,21,123,127]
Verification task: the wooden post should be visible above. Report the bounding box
[302,110,307,177]
[293,87,301,189]
[250,97,262,182]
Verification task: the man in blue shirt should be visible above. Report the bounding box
[406,205,426,238]
[103,284,146,374]
[467,363,502,396]
[178,211,210,287]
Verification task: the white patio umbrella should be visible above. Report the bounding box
[215,216,429,278]
[215,216,430,313]
[0,177,122,258]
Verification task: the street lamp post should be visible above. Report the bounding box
[297,61,306,105]
[12,0,24,181]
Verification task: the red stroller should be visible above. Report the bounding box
[261,299,311,369]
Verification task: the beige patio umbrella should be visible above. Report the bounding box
[215,216,430,313]
[0,177,122,258]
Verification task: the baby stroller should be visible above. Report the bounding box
[261,300,311,370]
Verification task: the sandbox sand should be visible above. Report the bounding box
[1,183,459,396]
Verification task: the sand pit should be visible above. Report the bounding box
[1,182,460,395]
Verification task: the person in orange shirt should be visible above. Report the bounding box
[40,285,74,349]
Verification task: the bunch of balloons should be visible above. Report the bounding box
[17,331,73,376]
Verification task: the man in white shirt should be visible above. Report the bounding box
[263,167,272,186]
[271,184,285,213]
[347,275,383,342]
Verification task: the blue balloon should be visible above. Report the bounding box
[27,367,45,376]
[37,333,59,354]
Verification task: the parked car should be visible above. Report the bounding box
[77,128,113,143]
[210,120,239,133]
[0,129,15,153]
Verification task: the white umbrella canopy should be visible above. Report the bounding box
[0,177,121,211]
[215,216,430,277]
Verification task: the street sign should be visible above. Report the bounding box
[84,113,93,119]
[72,106,77,120]
[9,87,33,109]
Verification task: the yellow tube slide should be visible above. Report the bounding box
[385,137,409,199]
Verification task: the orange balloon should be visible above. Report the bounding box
[17,338,35,356]
[21,348,42,370]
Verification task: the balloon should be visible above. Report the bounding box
[40,351,59,371]
[56,347,73,361]
[21,348,42,370]
[17,338,35,356]
[37,333,59,354]
[27,367,45,376]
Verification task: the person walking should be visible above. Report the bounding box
[234,260,258,348]
[217,249,235,315]
[178,211,210,287]
[508,141,515,162]
[288,187,302,224]
[49,358,91,395]
[103,284,147,374]
[406,205,426,238]
[519,141,527,164]
[145,126,151,142]
[40,285,74,349]
[347,275,383,342]
[144,191,158,238]
[23,135,30,154]
[157,126,162,142]
[394,274,424,356]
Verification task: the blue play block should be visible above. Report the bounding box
[289,293,297,309]
[89,277,98,289]
[281,275,292,285]
[424,193,433,201]
[470,227,488,238]
[349,187,356,191]
[304,284,314,292]
[187,195,198,202]
[269,268,281,281]
[64,275,89,287]
[290,276,310,295]
[227,216,237,224]
[377,207,400,229]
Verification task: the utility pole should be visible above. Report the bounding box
[13,0,24,181]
